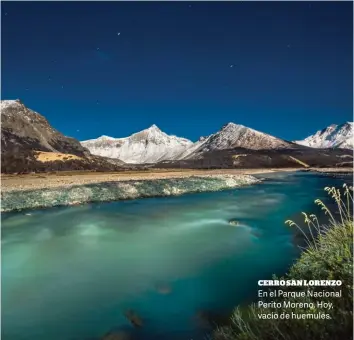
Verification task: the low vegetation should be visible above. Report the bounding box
[155,148,353,169]
[213,184,353,340]
[1,149,129,173]
[34,151,83,162]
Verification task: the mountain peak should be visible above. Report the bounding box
[294,122,353,149]
[221,122,247,131]
[194,121,292,153]
[222,122,237,128]
[1,99,23,112]
[81,125,192,164]
[144,124,162,133]
[98,135,116,140]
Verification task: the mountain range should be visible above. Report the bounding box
[82,122,353,164]
[80,123,300,164]
[1,99,352,172]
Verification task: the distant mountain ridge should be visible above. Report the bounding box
[294,122,353,149]
[82,122,297,163]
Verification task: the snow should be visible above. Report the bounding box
[0,99,22,113]
[81,122,294,164]
[179,122,293,160]
[81,125,193,164]
[294,122,353,149]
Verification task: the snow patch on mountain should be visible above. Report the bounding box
[179,122,294,160]
[0,99,22,111]
[294,122,353,149]
[81,125,193,164]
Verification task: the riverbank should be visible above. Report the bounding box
[306,167,353,177]
[1,168,298,193]
[214,187,353,340]
[2,168,351,212]
[1,173,261,212]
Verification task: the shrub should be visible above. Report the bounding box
[213,184,353,340]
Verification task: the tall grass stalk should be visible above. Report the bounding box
[213,185,354,340]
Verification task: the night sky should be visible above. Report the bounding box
[1,1,353,142]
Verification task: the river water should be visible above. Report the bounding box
[1,172,351,340]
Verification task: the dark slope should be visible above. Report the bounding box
[154,147,353,169]
[1,100,130,173]
[1,99,89,156]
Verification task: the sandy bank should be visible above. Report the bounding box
[1,168,298,193]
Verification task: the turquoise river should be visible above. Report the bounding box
[1,172,351,340]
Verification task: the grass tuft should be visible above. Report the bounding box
[213,184,353,340]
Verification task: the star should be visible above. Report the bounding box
[189,5,192,8]
[76,129,80,132]
[230,64,234,68]
[287,44,291,48]
[61,85,64,89]
[48,76,52,81]
[4,12,8,16]
[96,47,100,51]
[117,32,121,36]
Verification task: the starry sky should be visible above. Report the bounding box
[1,1,353,142]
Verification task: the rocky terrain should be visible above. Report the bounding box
[1,100,129,173]
[294,122,353,149]
[1,100,89,156]
[1,173,260,212]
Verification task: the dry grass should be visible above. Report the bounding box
[232,155,248,159]
[288,156,310,168]
[34,151,83,162]
[1,168,298,193]
[214,184,354,340]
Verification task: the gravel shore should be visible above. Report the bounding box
[1,173,261,212]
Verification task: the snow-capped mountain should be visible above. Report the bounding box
[81,125,193,164]
[294,122,353,149]
[82,122,296,164]
[179,122,295,160]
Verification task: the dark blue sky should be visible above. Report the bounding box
[1,1,353,142]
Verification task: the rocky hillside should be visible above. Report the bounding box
[1,100,129,173]
[294,122,353,149]
[81,124,193,164]
[1,100,90,156]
